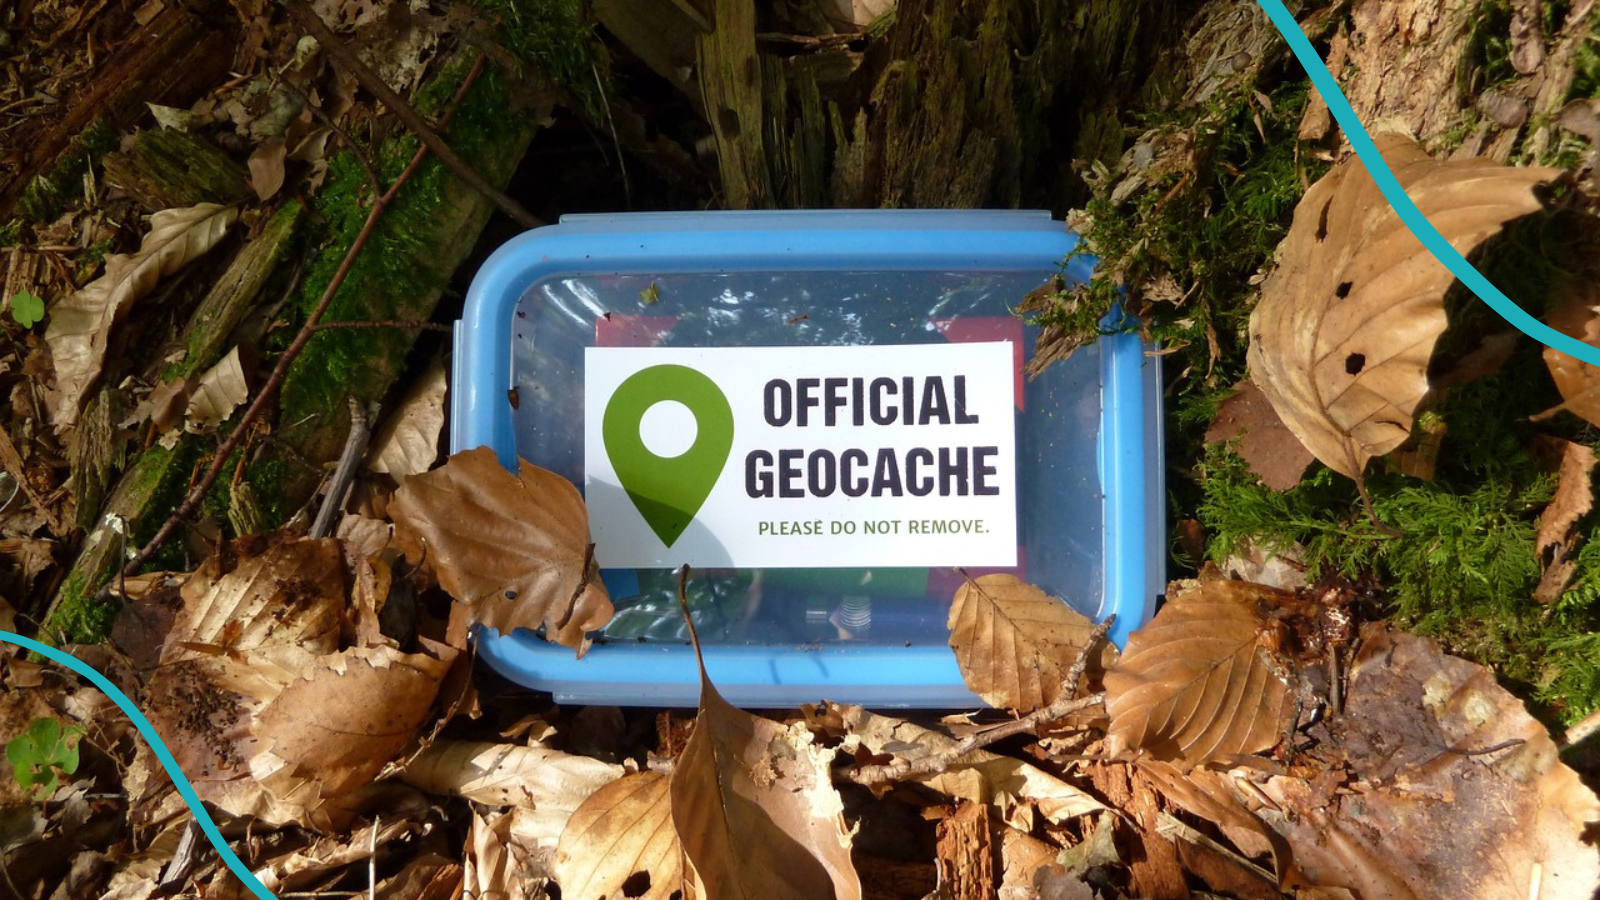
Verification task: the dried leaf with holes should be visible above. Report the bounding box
[146,535,457,830]
[369,356,447,477]
[45,203,238,431]
[1103,580,1295,764]
[390,447,614,655]
[1247,135,1556,482]
[948,574,1109,713]
[554,771,682,900]
[671,614,861,900]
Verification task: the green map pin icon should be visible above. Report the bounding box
[603,364,734,547]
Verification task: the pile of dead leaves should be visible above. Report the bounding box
[1,446,1597,899]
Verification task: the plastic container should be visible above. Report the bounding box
[452,210,1163,707]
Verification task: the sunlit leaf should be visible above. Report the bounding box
[390,447,614,655]
[1103,581,1293,764]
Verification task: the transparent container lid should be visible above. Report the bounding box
[452,211,1162,707]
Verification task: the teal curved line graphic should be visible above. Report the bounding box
[1253,0,1600,367]
[0,631,280,900]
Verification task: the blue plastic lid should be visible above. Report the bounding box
[452,210,1163,707]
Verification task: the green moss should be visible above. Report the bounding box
[0,220,21,248]
[240,456,295,528]
[278,59,526,445]
[474,0,606,120]
[16,119,117,222]
[1457,0,1518,100]
[47,570,110,646]
[1196,239,1600,723]
[1033,80,1325,537]
[1568,7,1600,99]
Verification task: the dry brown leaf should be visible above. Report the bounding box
[401,740,624,842]
[390,447,614,655]
[337,513,394,559]
[998,828,1068,900]
[1205,379,1315,490]
[184,346,249,431]
[465,810,541,900]
[1103,581,1294,764]
[370,356,447,477]
[249,642,455,829]
[672,645,861,900]
[1209,626,1600,900]
[119,377,192,433]
[1137,760,1290,886]
[947,574,1106,714]
[45,203,237,431]
[1540,234,1600,427]
[554,771,682,900]
[1247,135,1556,480]
[162,535,344,669]
[1535,440,1596,603]
[248,137,287,201]
[147,535,457,830]
[835,704,1104,826]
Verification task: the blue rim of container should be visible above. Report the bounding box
[451,210,1161,708]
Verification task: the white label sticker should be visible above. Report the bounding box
[584,343,1018,568]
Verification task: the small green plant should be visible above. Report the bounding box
[6,717,86,801]
[9,290,45,329]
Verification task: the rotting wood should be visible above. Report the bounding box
[593,0,706,114]
[934,801,996,900]
[102,130,251,213]
[175,203,305,379]
[697,0,770,208]
[0,3,237,220]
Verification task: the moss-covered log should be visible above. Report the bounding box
[45,51,542,642]
[102,130,251,212]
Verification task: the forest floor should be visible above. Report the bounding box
[3,0,1600,898]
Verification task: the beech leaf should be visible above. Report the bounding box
[554,771,682,900]
[389,447,614,655]
[1103,581,1294,765]
[671,590,862,900]
[184,345,250,431]
[1247,135,1556,480]
[147,536,457,830]
[1203,378,1314,491]
[947,574,1108,713]
[45,203,237,431]
[369,356,447,477]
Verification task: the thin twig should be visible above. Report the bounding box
[282,0,542,229]
[98,56,488,600]
[309,398,372,539]
[849,617,1115,786]
[310,319,452,334]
